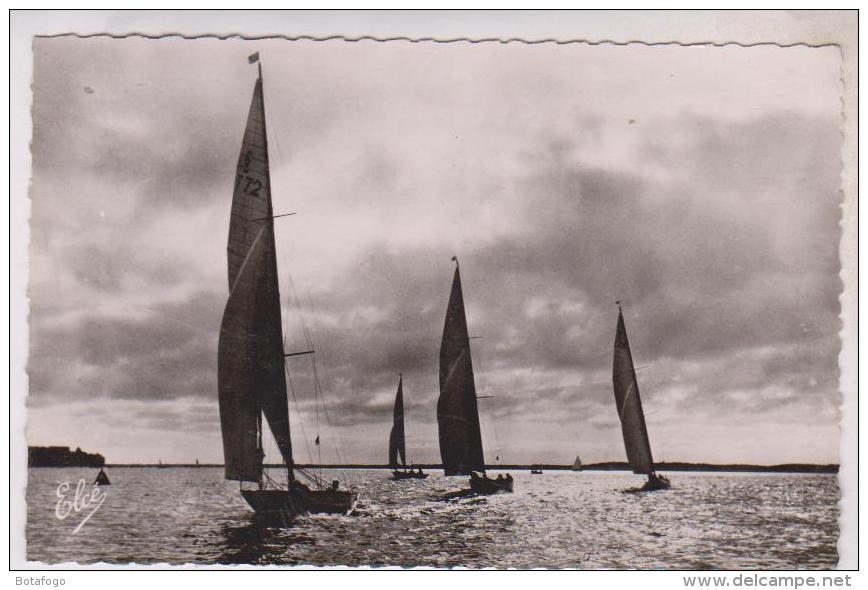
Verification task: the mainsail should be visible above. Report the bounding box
[388,376,406,468]
[437,261,485,475]
[218,69,293,483]
[612,307,654,475]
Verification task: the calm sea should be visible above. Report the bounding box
[25,467,839,569]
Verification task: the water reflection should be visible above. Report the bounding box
[217,521,317,565]
[26,469,840,568]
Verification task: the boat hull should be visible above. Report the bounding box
[241,489,299,524]
[469,475,513,494]
[300,488,357,514]
[641,474,671,492]
[241,486,357,522]
[391,470,429,480]
[623,474,671,493]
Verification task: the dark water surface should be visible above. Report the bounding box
[26,468,839,569]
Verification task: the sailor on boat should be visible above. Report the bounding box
[468,471,513,494]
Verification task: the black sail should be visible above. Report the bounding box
[388,376,406,468]
[437,264,485,475]
[612,309,654,475]
[218,72,293,482]
[218,231,269,481]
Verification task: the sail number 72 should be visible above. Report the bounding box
[236,174,263,197]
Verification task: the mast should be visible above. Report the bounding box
[612,303,654,475]
[257,58,295,486]
[437,257,485,475]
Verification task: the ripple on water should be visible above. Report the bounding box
[26,468,839,568]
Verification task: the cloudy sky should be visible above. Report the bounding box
[26,37,842,466]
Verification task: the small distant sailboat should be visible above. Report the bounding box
[571,455,583,472]
[389,374,428,480]
[94,468,110,486]
[217,53,356,522]
[438,258,512,494]
[612,303,670,492]
[157,459,167,469]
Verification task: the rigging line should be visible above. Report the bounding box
[285,269,316,352]
[277,261,316,426]
[276,245,307,478]
[470,337,503,463]
[489,394,504,463]
[282,262,352,482]
[289,277,348,466]
[301,309,315,352]
[277,246,293,346]
[313,352,352,467]
[290,298,344,474]
[277,255,323,482]
[285,363,315,476]
[309,353,357,486]
[261,70,287,209]
[276,238,352,478]
[296,279,320,353]
[294,466,324,487]
[311,353,346,467]
[313,352,322,485]
[469,336,488,393]
[627,335,660,405]
[276,250,335,484]
[262,470,280,490]
[264,416,276,483]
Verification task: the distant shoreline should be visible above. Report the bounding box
[47,461,839,474]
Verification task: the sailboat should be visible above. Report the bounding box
[438,258,512,494]
[389,374,428,480]
[217,53,356,521]
[612,303,670,492]
[571,455,583,472]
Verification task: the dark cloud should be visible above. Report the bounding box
[29,291,223,402]
[30,38,253,222]
[273,112,842,437]
[26,39,843,463]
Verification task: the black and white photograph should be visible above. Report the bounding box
[10,9,858,573]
